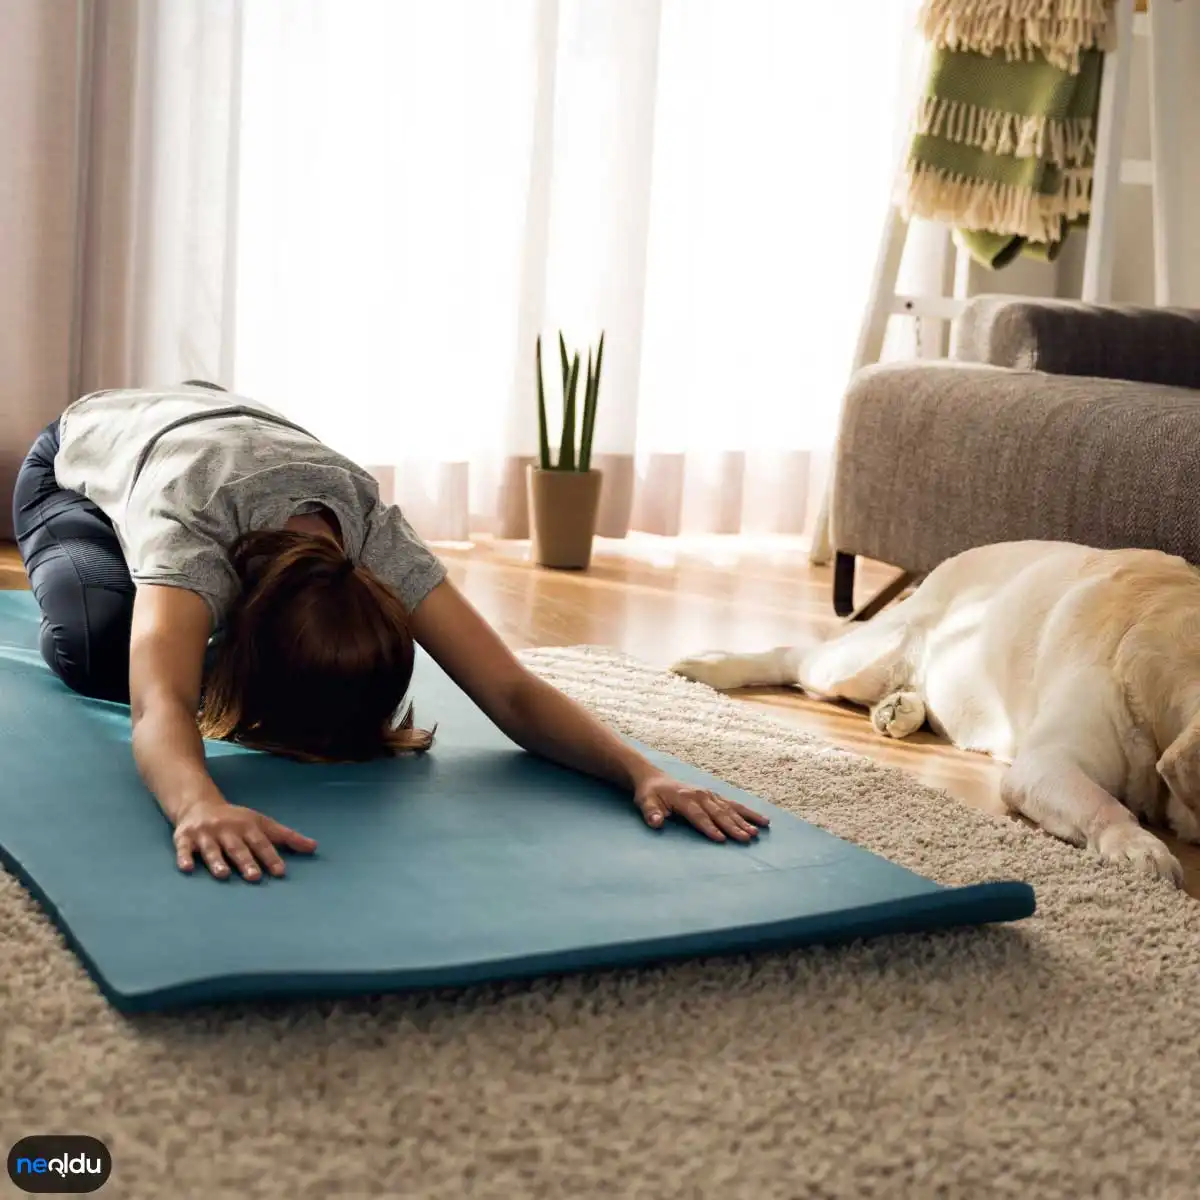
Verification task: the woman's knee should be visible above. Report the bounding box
[32,543,135,703]
[39,592,133,703]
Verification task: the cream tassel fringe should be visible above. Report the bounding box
[917,0,1115,74]
[902,162,1094,243]
[914,96,1095,167]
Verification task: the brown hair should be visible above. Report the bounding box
[199,529,434,763]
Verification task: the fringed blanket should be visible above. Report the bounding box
[904,0,1112,268]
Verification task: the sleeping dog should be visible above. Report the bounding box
[671,540,1200,886]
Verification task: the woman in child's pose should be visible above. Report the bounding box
[14,383,766,880]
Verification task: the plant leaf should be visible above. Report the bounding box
[559,352,580,471]
[558,331,570,397]
[535,335,552,470]
[593,331,605,396]
[580,332,603,473]
[580,348,596,472]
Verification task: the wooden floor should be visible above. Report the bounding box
[3,535,1197,896]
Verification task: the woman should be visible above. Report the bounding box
[13,383,767,882]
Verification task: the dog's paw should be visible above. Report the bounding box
[1166,794,1200,845]
[870,691,926,739]
[670,651,753,692]
[1096,824,1184,887]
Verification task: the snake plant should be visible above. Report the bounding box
[535,331,605,471]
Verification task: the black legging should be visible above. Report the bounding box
[11,381,227,704]
[12,418,136,702]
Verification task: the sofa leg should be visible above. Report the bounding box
[833,552,856,617]
[847,571,919,621]
[833,552,920,622]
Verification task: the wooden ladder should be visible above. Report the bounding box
[810,0,1186,581]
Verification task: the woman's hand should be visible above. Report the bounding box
[634,773,770,843]
[173,798,318,881]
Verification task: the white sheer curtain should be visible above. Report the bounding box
[230,0,917,543]
[45,0,917,546]
[635,1,917,536]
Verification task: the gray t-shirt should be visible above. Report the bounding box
[54,385,447,625]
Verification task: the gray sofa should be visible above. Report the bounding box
[829,296,1200,616]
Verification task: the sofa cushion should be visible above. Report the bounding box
[954,297,1200,390]
[833,361,1200,574]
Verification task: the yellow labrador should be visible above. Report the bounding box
[672,540,1200,886]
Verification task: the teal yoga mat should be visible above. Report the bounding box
[0,590,1034,1013]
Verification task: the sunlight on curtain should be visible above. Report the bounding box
[235,1,539,502]
[636,0,914,535]
[233,0,917,543]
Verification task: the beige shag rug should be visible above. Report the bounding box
[3,648,1199,1200]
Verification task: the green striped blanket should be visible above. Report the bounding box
[904,0,1113,268]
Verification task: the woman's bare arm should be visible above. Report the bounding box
[128,584,317,879]
[407,580,767,841]
[128,584,222,823]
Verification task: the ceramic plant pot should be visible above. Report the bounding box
[526,466,603,570]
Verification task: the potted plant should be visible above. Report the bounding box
[527,331,605,570]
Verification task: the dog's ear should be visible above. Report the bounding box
[1156,714,1200,800]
